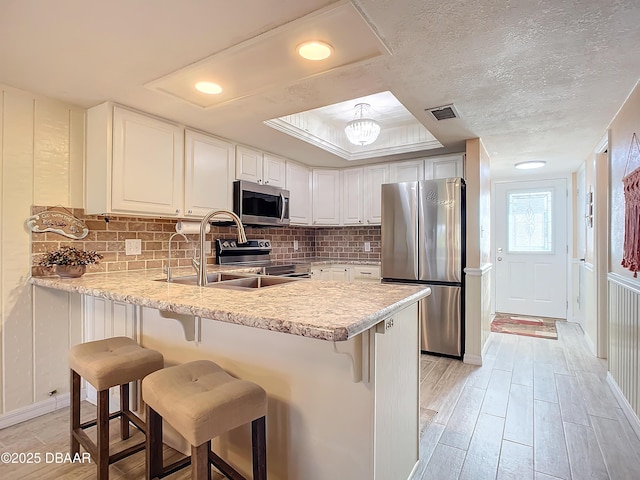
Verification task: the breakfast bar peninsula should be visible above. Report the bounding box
[32,268,430,480]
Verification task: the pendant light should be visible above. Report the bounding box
[344,103,381,146]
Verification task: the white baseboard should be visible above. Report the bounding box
[0,389,86,430]
[584,330,597,356]
[463,354,482,365]
[607,372,640,441]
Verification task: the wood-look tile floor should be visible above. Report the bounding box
[416,322,640,480]
[1,322,639,479]
[0,403,224,479]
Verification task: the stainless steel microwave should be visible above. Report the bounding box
[233,180,290,226]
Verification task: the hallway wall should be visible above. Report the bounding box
[0,84,85,422]
[605,79,640,425]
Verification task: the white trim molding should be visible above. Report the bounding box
[464,263,493,276]
[0,390,85,429]
[463,354,482,365]
[607,372,640,441]
[607,272,640,293]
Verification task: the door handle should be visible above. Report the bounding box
[497,257,503,261]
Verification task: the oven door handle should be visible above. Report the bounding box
[279,193,286,222]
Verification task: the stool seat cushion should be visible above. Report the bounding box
[68,337,164,391]
[142,360,267,447]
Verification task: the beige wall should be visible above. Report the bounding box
[610,81,640,278]
[0,84,85,416]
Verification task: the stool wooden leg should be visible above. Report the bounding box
[192,441,211,480]
[120,382,130,440]
[252,416,267,480]
[97,389,110,480]
[146,405,163,480]
[70,370,80,456]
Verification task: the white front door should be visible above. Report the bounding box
[495,179,568,318]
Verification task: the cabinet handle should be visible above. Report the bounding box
[188,209,193,214]
[257,179,262,184]
[264,180,269,185]
[359,220,362,223]
[175,209,180,214]
[360,272,372,275]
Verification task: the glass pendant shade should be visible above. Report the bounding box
[344,103,381,146]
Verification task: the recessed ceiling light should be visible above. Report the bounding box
[297,41,333,61]
[515,161,546,170]
[195,81,222,95]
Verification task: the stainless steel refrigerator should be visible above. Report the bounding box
[381,178,465,357]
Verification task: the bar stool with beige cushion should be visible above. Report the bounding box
[142,360,267,480]
[68,336,164,480]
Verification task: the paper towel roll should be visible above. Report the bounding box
[175,221,210,234]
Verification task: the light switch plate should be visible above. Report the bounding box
[125,239,142,255]
[364,241,371,252]
[294,240,299,251]
[205,241,212,254]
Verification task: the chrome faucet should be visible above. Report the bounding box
[193,210,247,286]
[166,232,189,282]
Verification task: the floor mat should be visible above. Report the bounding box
[490,312,559,339]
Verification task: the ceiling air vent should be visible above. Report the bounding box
[426,104,459,121]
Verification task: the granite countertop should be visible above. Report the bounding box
[306,257,381,266]
[30,266,428,342]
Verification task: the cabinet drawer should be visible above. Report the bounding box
[352,266,381,281]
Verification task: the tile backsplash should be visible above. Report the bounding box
[30,206,381,275]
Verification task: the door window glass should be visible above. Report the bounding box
[508,189,553,253]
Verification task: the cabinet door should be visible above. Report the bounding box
[263,153,286,188]
[364,164,389,225]
[286,161,311,225]
[312,169,341,225]
[331,266,351,281]
[425,154,464,180]
[236,145,263,184]
[342,168,364,225]
[184,130,234,217]
[389,159,424,183]
[112,107,184,216]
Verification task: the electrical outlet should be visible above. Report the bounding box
[205,241,212,254]
[125,239,142,255]
[294,240,299,251]
[364,241,371,252]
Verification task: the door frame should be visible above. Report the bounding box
[594,133,609,359]
[491,172,574,321]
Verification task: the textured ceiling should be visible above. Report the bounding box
[1,0,639,177]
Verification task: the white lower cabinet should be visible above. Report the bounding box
[311,264,380,282]
[311,265,350,281]
[351,265,381,282]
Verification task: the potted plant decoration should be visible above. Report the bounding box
[38,246,103,278]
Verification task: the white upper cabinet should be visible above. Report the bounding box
[389,159,425,183]
[263,153,287,188]
[424,153,465,180]
[87,103,184,217]
[286,161,312,225]
[364,164,389,225]
[342,168,364,225]
[312,169,341,225]
[184,130,234,217]
[235,146,286,188]
[235,145,262,184]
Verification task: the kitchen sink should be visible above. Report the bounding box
[155,272,249,285]
[207,275,300,290]
[155,272,301,289]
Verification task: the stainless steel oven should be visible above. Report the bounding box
[233,180,290,227]
[215,239,310,278]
